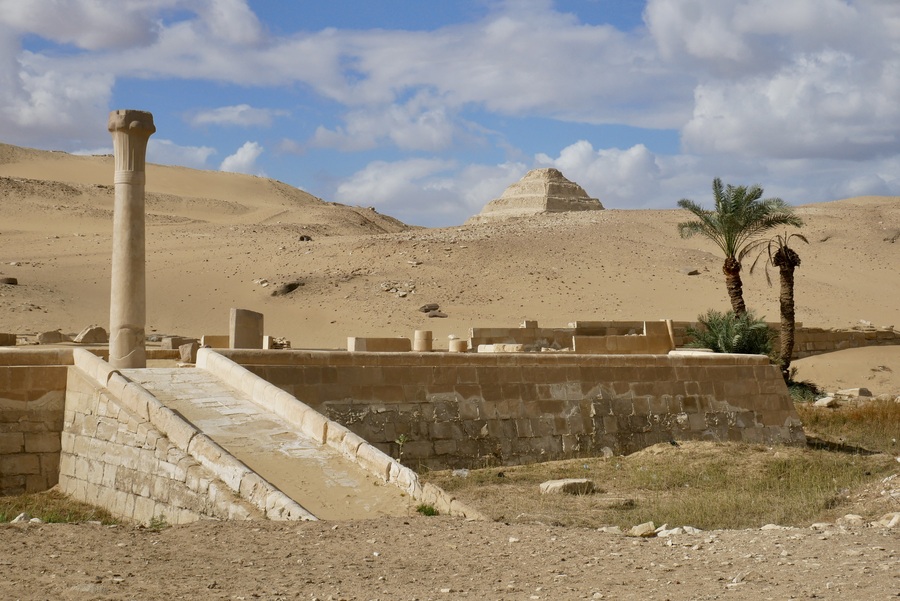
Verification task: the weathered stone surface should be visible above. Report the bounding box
[628,521,657,537]
[108,109,155,369]
[0,333,16,346]
[835,387,872,398]
[74,325,108,344]
[539,478,595,495]
[161,336,197,350]
[230,308,264,349]
[814,396,838,407]
[179,341,200,363]
[37,330,71,344]
[469,168,603,223]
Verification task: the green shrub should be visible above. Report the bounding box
[687,309,773,356]
[415,503,438,516]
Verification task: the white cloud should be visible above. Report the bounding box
[0,0,166,50]
[334,158,527,226]
[149,139,216,169]
[189,104,286,128]
[682,50,900,160]
[219,141,264,175]
[536,141,662,208]
[311,93,461,152]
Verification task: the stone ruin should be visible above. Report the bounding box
[468,167,603,223]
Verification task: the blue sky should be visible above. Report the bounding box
[1,0,899,226]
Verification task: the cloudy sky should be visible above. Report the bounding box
[1,0,899,226]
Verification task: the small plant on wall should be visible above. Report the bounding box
[394,433,409,463]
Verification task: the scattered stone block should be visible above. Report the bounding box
[413,330,433,352]
[0,333,16,346]
[229,308,264,349]
[74,325,109,344]
[835,387,872,398]
[448,339,468,353]
[814,396,839,407]
[161,336,197,350]
[419,303,440,313]
[426,310,448,318]
[477,344,525,353]
[347,337,412,352]
[201,335,229,348]
[678,267,701,276]
[0,277,18,285]
[179,341,199,363]
[628,521,657,537]
[539,478,595,495]
[37,330,71,344]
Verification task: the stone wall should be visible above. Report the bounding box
[222,349,804,471]
[469,320,900,359]
[791,326,900,359]
[57,349,311,524]
[0,350,71,495]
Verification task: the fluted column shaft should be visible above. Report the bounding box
[108,110,155,369]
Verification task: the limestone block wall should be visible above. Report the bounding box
[482,320,900,359]
[222,349,804,471]
[0,349,71,495]
[58,349,312,524]
[196,349,485,520]
[790,326,900,359]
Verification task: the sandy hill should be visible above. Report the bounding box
[0,142,898,392]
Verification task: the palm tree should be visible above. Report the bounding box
[751,232,809,382]
[677,178,803,315]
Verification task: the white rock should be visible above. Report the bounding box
[814,396,839,408]
[836,387,872,398]
[539,478,595,495]
[11,512,31,523]
[628,521,657,537]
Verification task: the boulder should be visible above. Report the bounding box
[37,330,71,344]
[835,387,872,398]
[179,341,200,364]
[628,521,657,537]
[539,478,595,495]
[161,336,198,350]
[813,396,839,408]
[74,325,108,344]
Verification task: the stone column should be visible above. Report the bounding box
[108,110,155,369]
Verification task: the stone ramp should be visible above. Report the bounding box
[119,367,413,521]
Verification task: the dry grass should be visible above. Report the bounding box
[0,489,118,524]
[425,441,898,530]
[795,399,900,454]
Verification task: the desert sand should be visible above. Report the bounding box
[1,143,898,599]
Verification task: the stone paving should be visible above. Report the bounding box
[119,367,413,520]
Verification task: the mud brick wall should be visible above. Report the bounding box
[224,349,804,471]
[0,350,72,495]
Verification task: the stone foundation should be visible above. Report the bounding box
[223,349,804,471]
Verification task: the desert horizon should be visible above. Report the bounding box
[1,141,898,393]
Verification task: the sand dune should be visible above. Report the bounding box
[1,143,898,392]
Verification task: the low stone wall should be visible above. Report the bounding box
[470,320,900,359]
[222,349,804,471]
[0,349,71,495]
[791,326,900,359]
[58,349,311,524]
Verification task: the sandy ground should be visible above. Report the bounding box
[2,517,898,601]
[1,143,899,599]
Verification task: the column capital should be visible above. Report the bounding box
[107,109,156,136]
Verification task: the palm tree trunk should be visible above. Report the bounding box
[779,265,796,383]
[723,257,746,315]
